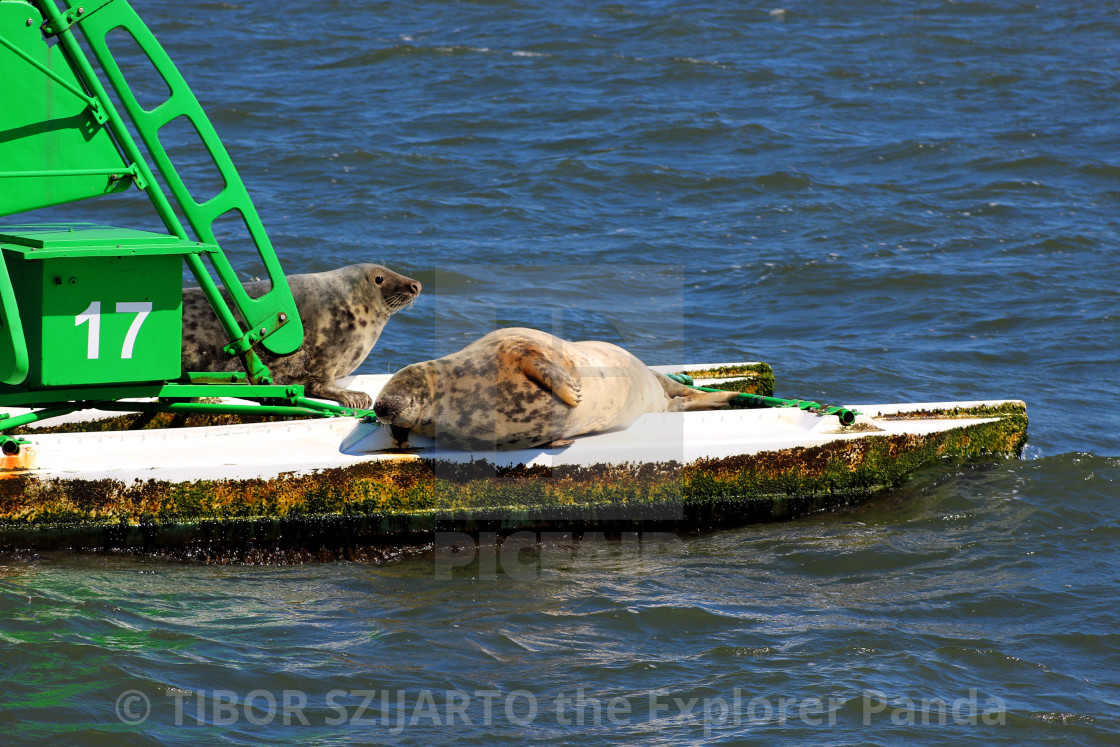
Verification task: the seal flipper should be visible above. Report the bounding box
[304,380,374,410]
[656,372,739,412]
[520,352,582,407]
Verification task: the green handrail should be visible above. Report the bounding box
[668,374,858,425]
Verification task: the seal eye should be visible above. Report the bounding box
[375,275,384,285]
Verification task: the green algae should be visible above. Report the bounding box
[680,363,775,396]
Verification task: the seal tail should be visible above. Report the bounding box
[656,372,739,412]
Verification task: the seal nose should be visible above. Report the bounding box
[374,395,403,421]
[408,281,421,296]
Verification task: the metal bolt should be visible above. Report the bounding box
[278,313,287,323]
[26,18,33,26]
[259,327,267,335]
[77,7,85,14]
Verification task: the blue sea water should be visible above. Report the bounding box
[2,0,1118,743]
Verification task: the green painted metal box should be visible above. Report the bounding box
[0,224,210,387]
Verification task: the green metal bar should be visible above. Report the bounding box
[90,400,347,419]
[155,383,297,399]
[0,168,131,178]
[0,30,104,118]
[39,0,116,36]
[0,391,367,429]
[0,403,86,433]
[668,374,858,425]
[289,395,375,420]
[722,391,858,426]
[0,382,295,408]
[0,398,350,457]
[0,384,371,420]
[0,252,28,386]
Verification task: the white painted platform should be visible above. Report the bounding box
[0,369,1024,482]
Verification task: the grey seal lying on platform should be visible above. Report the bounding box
[373,327,738,450]
[182,264,420,409]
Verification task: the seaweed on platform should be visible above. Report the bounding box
[679,363,775,396]
[0,403,1027,556]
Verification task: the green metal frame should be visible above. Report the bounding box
[0,0,368,452]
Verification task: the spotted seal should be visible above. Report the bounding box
[372,327,739,450]
[182,264,420,409]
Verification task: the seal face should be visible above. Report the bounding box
[182,264,420,409]
[373,327,738,450]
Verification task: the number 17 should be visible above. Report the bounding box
[74,301,153,360]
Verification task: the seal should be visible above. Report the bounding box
[372,327,740,450]
[182,264,420,409]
